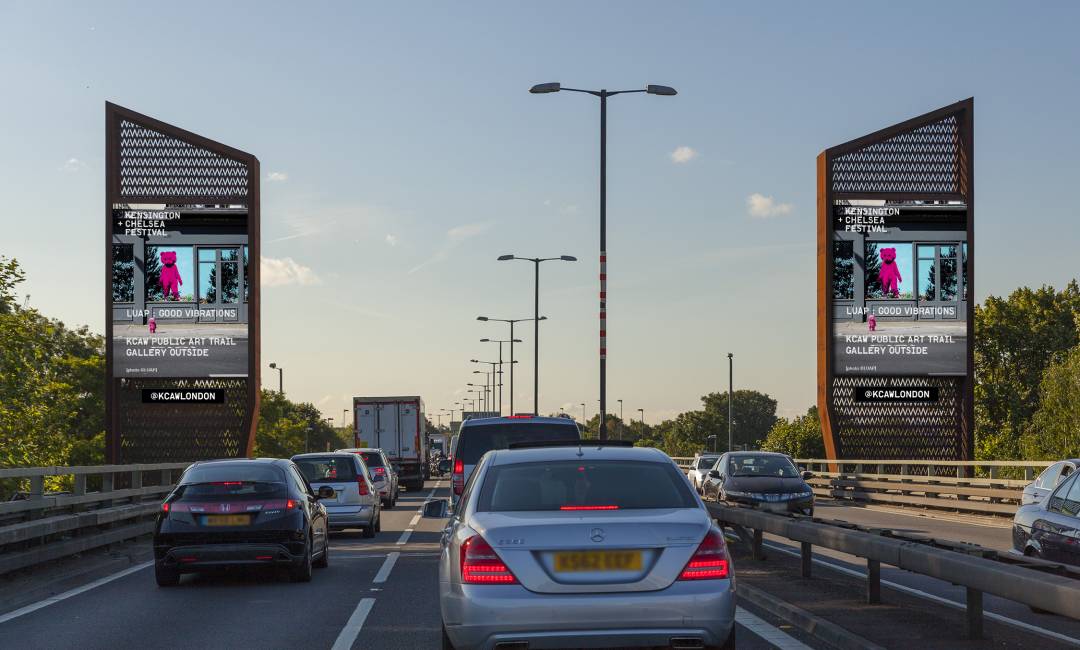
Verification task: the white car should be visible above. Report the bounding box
[425,443,736,650]
[1022,459,1079,505]
[688,454,722,493]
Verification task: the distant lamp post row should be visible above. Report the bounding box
[497,254,576,415]
[480,338,520,415]
[477,316,544,414]
[530,81,676,439]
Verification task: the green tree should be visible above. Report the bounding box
[974,281,1080,459]
[760,406,825,459]
[701,390,778,450]
[1020,345,1080,460]
[253,389,341,457]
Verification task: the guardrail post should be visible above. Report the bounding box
[867,559,881,604]
[988,466,997,480]
[752,529,765,560]
[966,587,983,639]
[73,473,87,514]
[130,469,143,504]
[101,471,114,508]
[1024,467,1034,481]
[27,474,45,520]
[801,542,812,577]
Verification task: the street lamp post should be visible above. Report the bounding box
[497,254,576,415]
[637,408,645,438]
[580,403,586,428]
[728,352,734,452]
[480,338,521,415]
[269,362,283,394]
[531,81,677,440]
[617,399,623,440]
[478,316,545,414]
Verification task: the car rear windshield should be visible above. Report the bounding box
[476,460,697,512]
[294,457,358,482]
[177,464,286,500]
[359,452,384,468]
[459,422,580,465]
[697,456,719,469]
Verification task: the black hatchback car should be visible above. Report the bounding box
[701,452,815,516]
[1013,470,1080,567]
[153,458,333,586]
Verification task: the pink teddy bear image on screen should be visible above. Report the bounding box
[159,251,182,301]
[878,247,902,298]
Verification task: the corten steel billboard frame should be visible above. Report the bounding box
[105,102,260,462]
[817,98,974,463]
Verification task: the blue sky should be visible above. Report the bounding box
[2,1,1079,423]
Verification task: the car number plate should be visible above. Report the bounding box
[204,514,251,526]
[554,550,642,572]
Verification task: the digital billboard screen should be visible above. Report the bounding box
[830,203,968,381]
[110,206,249,378]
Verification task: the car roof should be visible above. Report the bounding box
[460,415,580,428]
[338,447,385,453]
[728,451,790,457]
[488,445,671,466]
[291,452,360,459]
[190,458,288,467]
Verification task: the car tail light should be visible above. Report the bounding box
[374,467,386,476]
[453,457,465,496]
[678,529,730,580]
[161,502,170,513]
[358,478,370,496]
[559,505,619,511]
[460,535,518,584]
[286,499,298,510]
[506,415,533,419]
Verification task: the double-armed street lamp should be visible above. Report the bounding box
[477,316,546,414]
[530,81,677,439]
[480,338,521,415]
[497,254,577,415]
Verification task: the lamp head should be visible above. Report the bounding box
[646,84,677,96]
[480,338,491,342]
[497,254,514,261]
[269,362,277,369]
[560,255,577,261]
[477,316,489,321]
[530,82,561,94]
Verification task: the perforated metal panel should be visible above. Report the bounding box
[106,103,260,464]
[832,115,966,196]
[118,119,249,199]
[818,99,974,463]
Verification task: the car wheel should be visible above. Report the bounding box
[441,623,456,650]
[383,497,394,510]
[154,561,180,587]
[375,512,382,533]
[363,521,376,538]
[290,536,314,582]
[314,537,329,568]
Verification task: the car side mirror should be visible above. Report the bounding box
[802,471,814,480]
[422,498,449,519]
[708,470,721,479]
[316,485,336,500]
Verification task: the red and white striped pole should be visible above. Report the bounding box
[598,91,608,439]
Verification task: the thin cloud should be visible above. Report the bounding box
[747,193,793,218]
[59,157,85,172]
[261,256,321,287]
[409,221,493,274]
[267,171,288,182]
[385,234,398,247]
[670,146,698,164]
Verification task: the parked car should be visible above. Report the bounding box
[1022,460,1079,506]
[153,458,331,586]
[339,448,399,508]
[1013,470,1080,567]
[688,453,722,494]
[702,452,815,516]
[452,415,580,505]
[291,452,381,538]
[425,443,735,650]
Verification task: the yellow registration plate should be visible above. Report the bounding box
[204,514,251,526]
[554,550,642,572]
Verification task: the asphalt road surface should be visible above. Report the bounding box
[0,481,816,650]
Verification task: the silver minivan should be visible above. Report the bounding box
[292,452,381,538]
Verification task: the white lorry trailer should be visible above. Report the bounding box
[353,396,427,491]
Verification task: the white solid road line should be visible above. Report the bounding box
[331,598,375,650]
[396,529,413,545]
[0,560,152,625]
[373,552,399,583]
[762,540,1080,648]
[735,606,812,650]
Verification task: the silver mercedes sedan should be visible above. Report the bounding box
[424,443,736,650]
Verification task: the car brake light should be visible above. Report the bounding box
[161,502,170,513]
[374,466,386,476]
[453,457,465,496]
[559,505,619,511]
[286,499,297,510]
[213,481,243,486]
[506,415,533,419]
[358,478,370,496]
[460,535,518,584]
[678,529,730,580]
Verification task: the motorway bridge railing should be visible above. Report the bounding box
[0,463,190,575]
[709,503,1080,639]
